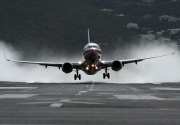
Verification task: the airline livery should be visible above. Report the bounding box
[5,29,175,80]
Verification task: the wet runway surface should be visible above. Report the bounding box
[0,81,180,125]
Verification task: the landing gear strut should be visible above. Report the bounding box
[74,69,81,80]
[103,67,110,79]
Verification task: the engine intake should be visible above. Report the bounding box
[62,62,73,73]
[111,60,122,71]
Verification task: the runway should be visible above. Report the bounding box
[0,81,180,125]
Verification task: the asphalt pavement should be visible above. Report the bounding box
[0,81,180,125]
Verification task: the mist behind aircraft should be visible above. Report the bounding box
[0,41,179,83]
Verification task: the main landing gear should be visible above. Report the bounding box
[74,69,81,80]
[103,67,110,79]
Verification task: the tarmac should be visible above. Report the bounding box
[0,81,180,125]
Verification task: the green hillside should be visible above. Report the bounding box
[0,0,137,58]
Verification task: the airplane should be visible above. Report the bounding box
[4,29,175,80]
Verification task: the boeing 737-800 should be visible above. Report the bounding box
[5,29,175,80]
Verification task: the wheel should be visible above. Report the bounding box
[74,74,77,80]
[103,73,106,79]
[79,74,81,80]
[107,73,110,79]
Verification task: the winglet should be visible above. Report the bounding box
[171,46,177,55]
[88,28,90,44]
[173,42,178,54]
[3,49,10,61]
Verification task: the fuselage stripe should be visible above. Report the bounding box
[83,49,102,55]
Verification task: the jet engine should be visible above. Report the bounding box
[62,62,73,73]
[111,60,122,71]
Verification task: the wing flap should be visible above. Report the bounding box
[6,58,62,67]
[4,51,82,69]
[122,52,175,65]
[101,52,175,68]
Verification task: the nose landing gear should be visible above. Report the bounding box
[103,67,110,79]
[74,69,81,80]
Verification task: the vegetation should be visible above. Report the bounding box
[0,0,179,58]
[0,0,137,58]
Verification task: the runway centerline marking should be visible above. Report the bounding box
[98,93,113,95]
[75,91,88,95]
[60,99,70,102]
[0,87,37,90]
[151,87,180,91]
[114,95,165,100]
[79,91,88,93]
[0,94,37,99]
[50,103,63,108]
[59,101,102,104]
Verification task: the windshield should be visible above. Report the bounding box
[83,43,101,51]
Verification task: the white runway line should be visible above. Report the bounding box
[151,87,180,91]
[0,94,37,99]
[114,95,165,100]
[67,101,102,104]
[98,93,113,95]
[50,103,63,108]
[20,102,52,104]
[60,99,70,102]
[76,91,88,95]
[0,87,37,90]
[59,99,102,104]
[79,91,87,93]
[59,101,102,104]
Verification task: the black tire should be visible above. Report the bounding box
[74,74,77,80]
[103,73,106,79]
[107,73,110,79]
[79,74,81,80]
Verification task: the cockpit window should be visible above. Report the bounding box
[83,43,101,50]
[91,45,100,49]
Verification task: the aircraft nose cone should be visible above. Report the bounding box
[85,51,98,60]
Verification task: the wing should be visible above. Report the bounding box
[101,52,175,68]
[4,51,81,69]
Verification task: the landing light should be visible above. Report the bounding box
[92,64,95,67]
[78,61,82,64]
[102,61,105,63]
[86,67,89,70]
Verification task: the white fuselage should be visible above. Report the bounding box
[82,43,102,75]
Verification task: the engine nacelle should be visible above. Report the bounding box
[62,62,73,73]
[111,60,122,71]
